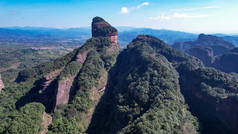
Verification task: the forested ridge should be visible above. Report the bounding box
[0,17,238,134]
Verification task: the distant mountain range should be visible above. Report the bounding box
[171,33,238,73]
[1,27,238,48]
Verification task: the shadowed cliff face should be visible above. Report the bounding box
[189,46,214,66]
[0,74,4,93]
[212,47,238,73]
[189,46,238,73]
[178,67,238,134]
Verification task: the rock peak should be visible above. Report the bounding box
[198,33,213,41]
[136,35,156,41]
[91,16,118,43]
[134,35,165,43]
[92,17,106,23]
[198,33,235,48]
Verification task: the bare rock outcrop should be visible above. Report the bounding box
[76,50,90,64]
[41,69,61,92]
[54,75,76,111]
[92,16,120,50]
[53,50,91,111]
[189,46,214,66]
[0,74,4,93]
[41,112,52,134]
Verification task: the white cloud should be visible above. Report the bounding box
[120,7,129,14]
[120,2,149,14]
[161,14,171,20]
[137,2,149,9]
[149,14,171,20]
[149,12,214,21]
[173,12,188,18]
[172,6,218,11]
[188,14,215,18]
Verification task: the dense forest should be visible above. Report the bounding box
[0,17,238,134]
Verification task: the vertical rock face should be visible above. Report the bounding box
[212,47,238,73]
[41,70,61,92]
[76,50,90,64]
[0,74,4,93]
[40,69,62,107]
[92,16,120,50]
[54,75,76,112]
[189,46,214,66]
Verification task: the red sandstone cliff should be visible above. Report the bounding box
[0,74,4,93]
[92,17,120,50]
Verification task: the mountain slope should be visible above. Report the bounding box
[0,17,120,134]
[88,35,238,134]
[87,35,199,134]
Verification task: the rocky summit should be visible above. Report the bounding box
[92,17,119,44]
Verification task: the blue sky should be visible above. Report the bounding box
[0,0,238,33]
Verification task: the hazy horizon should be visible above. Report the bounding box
[1,0,238,34]
[1,25,238,35]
